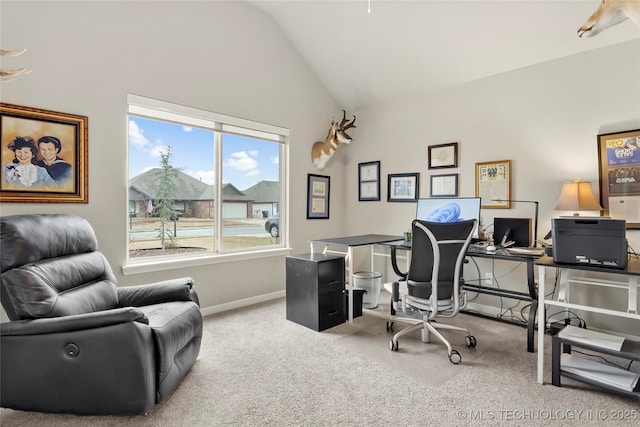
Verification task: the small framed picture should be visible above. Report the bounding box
[430,173,458,197]
[387,172,419,202]
[307,174,330,219]
[358,160,380,201]
[428,142,458,169]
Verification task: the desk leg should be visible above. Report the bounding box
[347,246,354,323]
[629,276,638,315]
[537,265,546,384]
[526,259,536,353]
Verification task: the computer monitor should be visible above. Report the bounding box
[415,197,481,238]
[494,217,532,247]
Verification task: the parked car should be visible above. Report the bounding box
[264,214,279,238]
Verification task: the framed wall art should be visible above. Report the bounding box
[475,160,511,209]
[428,142,458,169]
[0,103,88,203]
[430,173,458,197]
[358,160,380,201]
[597,128,640,229]
[307,173,330,219]
[387,172,419,202]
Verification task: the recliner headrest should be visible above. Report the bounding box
[1,214,98,273]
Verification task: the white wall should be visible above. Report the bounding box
[344,40,640,336]
[0,1,348,316]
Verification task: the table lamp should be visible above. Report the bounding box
[555,179,602,216]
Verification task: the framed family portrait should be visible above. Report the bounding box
[307,174,330,219]
[428,142,458,169]
[475,160,511,209]
[597,129,640,229]
[430,173,458,197]
[0,103,88,203]
[358,160,380,201]
[388,172,419,202]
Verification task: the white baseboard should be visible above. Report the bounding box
[200,290,285,317]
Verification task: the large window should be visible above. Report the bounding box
[126,94,288,265]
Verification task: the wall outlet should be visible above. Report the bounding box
[483,273,493,285]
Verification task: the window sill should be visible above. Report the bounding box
[121,247,292,275]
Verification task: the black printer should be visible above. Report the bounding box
[551,217,628,269]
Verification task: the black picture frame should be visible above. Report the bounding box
[387,172,419,202]
[430,173,458,197]
[307,174,330,219]
[358,160,380,201]
[428,142,458,169]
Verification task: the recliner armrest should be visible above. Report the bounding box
[117,277,199,307]
[0,307,148,336]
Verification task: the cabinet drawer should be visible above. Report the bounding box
[318,291,345,331]
[318,260,344,293]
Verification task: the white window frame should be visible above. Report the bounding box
[122,94,290,275]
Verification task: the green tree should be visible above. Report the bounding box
[154,146,180,250]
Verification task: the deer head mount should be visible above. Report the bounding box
[311,110,356,170]
[1,49,32,83]
[578,0,640,38]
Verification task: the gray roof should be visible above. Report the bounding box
[129,169,254,202]
[129,168,213,201]
[243,180,279,203]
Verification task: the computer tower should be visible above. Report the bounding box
[551,218,628,269]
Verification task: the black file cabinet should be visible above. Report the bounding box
[286,253,345,331]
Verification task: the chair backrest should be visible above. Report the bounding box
[0,214,119,320]
[406,219,476,301]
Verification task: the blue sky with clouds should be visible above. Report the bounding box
[128,116,280,190]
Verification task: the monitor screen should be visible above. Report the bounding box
[415,197,481,238]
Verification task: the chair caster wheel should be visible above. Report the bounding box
[449,349,461,364]
[465,335,477,348]
[386,321,394,332]
[390,340,399,351]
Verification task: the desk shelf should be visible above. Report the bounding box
[552,326,640,399]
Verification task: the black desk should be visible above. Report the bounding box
[385,241,543,352]
[309,234,403,322]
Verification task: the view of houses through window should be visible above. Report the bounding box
[127,95,287,261]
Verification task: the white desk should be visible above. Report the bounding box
[536,256,640,384]
[309,234,402,322]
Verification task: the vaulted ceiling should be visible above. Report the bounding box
[248,1,640,110]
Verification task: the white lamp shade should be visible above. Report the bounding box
[555,180,602,213]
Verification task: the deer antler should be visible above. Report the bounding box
[0,48,27,57]
[339,109,357,130]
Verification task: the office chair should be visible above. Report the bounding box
[386,219,477,364]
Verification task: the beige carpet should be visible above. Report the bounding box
[1,295,638,426]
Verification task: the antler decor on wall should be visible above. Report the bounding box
[1,48,32,82]
[311,110,357,170]
[578,0,640,37]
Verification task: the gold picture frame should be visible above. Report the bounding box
[0,103,88,203]
[475,160,511,209]
[597,129,640,229]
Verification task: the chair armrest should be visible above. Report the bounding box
[117,277,199,307]
[390,246,408,279]
[0,307,148,337]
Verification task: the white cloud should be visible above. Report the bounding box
[245,170,260,177]
[128,120,151,150]
[248,150,259,157]
[271,155,279,165]
[183,126,193,132]
[149,144,170,158]
[225,151,258,172]
[189,170,216,185]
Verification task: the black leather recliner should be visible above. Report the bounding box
[0,214,203,415]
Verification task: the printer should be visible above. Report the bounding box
[551,217,628,269]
